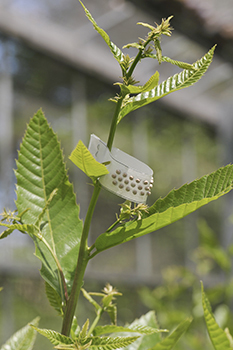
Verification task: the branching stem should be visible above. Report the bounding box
[61,183,101,335]
[126,37,151,80]
[61,33,148,336]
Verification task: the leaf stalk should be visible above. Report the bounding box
[87,309,104,337]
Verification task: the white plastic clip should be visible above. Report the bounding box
[88,134,153,204]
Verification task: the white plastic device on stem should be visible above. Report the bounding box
[88,134,153,204]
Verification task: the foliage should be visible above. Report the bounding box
[69,140,109,181]
[138,218,233,350]
[1,1,232,350]
[3,109,83,308]
[202,283,232,350]
[0,317,40,350]
[94,165,233,253]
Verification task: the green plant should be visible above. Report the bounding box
[1,2,233,349]
[138,218,233,349]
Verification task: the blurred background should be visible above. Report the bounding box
[1,0,233,349]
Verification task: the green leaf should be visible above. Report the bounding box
[31,326,73,346]
[0,226,15,239]
[146,54,196,71]
[117,71,160,96]
[70,317,80,341]
[202,282,231,350]
[0,317,40,350]
[81,288,102,311]
[137,22,156,31]
[89,336,139,350]
[106,304,117,325]
[123,42,144,50]
[15,109,83,300]
[161,55,197,70]
[204,246,231,272]
[54,344,75,350]
[93,324,162,336]
[35,331,138,350]
[79,319,90,340]
[45,282,63,316]
[0,222,35,237]
[95,164,233,252]
[225,328,233,348]
[121,311,163,350]
[79,1,124,66]
[118,45,216,122]
[151,318,192,350]
[139,71,160,92]
[69,140,109,179]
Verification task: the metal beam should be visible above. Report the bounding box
[0,6,120,81]
[0,5,224,127]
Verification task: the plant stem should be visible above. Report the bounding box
[61,44,143,334]
[61,183,101,336]
[87,309,104,337]
[108,38,151,150]
[107,96,124,151]
[126,49,142,80]
[126,38,151,80]
[62,90,124,335]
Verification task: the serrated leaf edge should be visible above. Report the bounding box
[118,45,216,122]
